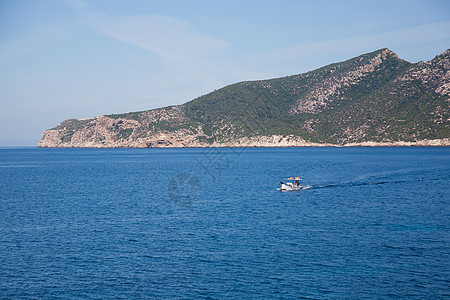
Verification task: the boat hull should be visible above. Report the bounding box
[279,183,303,191]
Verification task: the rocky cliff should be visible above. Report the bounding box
[39,48,450,148]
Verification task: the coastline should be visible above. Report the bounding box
[38,138,450,148]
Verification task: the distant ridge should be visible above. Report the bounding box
[39,48,450,148]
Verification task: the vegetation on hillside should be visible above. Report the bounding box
[50,48,450,145]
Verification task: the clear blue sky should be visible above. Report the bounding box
[1,0,449,145]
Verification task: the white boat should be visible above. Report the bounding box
[278,176,303,191]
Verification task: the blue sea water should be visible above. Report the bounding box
[0,147,449,299]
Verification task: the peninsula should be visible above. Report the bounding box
[39,48,450,148]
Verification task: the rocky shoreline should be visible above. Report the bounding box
[38,126,450,148]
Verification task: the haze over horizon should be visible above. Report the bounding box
[1,0,449,146]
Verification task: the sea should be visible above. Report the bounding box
[0,147,449,299]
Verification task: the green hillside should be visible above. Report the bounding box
[149,48,449,143]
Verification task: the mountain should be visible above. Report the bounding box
[39,48,450,148]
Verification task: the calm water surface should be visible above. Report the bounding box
[0,147,449,298]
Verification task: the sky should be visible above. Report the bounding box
[0,0,449,146]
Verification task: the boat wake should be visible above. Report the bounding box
[309,181,392,190]
[303,175,449,191]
